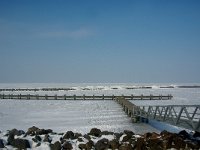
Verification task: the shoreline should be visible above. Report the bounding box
[0,126,200,149]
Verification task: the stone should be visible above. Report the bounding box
[83,134,91,140]
[178,130,190,139]
[43,134,52,143]
[26,126,39,136]
[36,142,41,147]
[7,133,15,145]
[35,129,45,135]
[78,143,87,149]
[63,131,75,139]
[74,133,82,139]
[89,128,101,137]
[11,138,31,149]
[86,140,94,149]
[63,141,73,150]
[50,141,61,150]
[173,136,186,149]
[124,130,134,137]
[9,129,25,136]
[193,131,200,138]
[147,138,163,150]
[0,139,4,148]
[77,137,84,142]
[32,135,42,143]
[135,137,147,150]
[122,134,132,142]
[109,139,119,149]
[94,138,109,150]
[114,132,123,141]
[119,143,132,150]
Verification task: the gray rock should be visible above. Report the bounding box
[50,141,61,150]
[43,134,52,143]
[63,141,73,150]
[0,139,4,148]
[94,138,109,150]
[89,128,101,137]
[11,138,31,149]
[63,131,75,140]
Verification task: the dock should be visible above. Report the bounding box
[115,97,200,132]
[0,94,172,100]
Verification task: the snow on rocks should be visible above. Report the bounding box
[0,126,200,149]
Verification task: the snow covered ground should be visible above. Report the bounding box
[0,83,200,134]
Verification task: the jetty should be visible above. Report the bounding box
[115,97,200,132]
[0,94,172,100]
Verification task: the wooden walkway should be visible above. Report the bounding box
[0,94,172,100]
[115,97,200,132]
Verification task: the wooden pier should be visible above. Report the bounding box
[115,97,200,132]
[0,94,172,100]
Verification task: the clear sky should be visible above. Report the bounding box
[0,0,200,83]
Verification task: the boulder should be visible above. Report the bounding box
[63,131,75,139]
[95,138,109,150]
[11,138,30,149]
[109,139,119,149]
[122,134,132,142]
[26,126,39,136]
[36,128,53,135]
[43,134,52,143]
[78,143,87,149]
[9,129,25,136]
[63,141,73,150]
[86,140,94,149]
[89,128,101,137]
[147,138,163,150]
[83,134,91,140]
[50,141,61,150]
[119,143,132,150]
[173,136,186,149]
[7,133,15,145]
[32,135,42,143]
[135,137,147,150]
[178,130,190,140]
[193,131,200,138]
[74,132,82,139]
[0,139,4,148]
[114,132,123,141]
[124,130,134,137]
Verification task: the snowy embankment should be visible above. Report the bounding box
[0,126,200,149]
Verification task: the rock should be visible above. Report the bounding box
[50,141,61,150]
[63,141,73,150]
[122,134,132,142]
[94,138,109,150]
[147,138,163,150]
[77,137,84,142]
[114,132,123,141]
[26,126,39,136]
[119,143,132,150]
[9,129,25,136]
[7,133,15,145]
[89,128,101,137]
[144,132,152,140]
[11,138,31,149]
[32,135,42,143]
[178,130,190,139]
[83,134,91,140]
[0,139,4,148]
[193,131,200,138]
[78,143,87,149]
[109,139,119,149]
[135,137,147,150]
[36,142,41,147]
[63,131,75,139]
[43,134,52,143]
[124,130,134,137]
[74,133,82,139]
[86,140,94,149]
[36,128,52,135]
[173,136,186,149]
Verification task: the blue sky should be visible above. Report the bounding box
[0,0,200,83]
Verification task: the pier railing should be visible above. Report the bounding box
[134,105,200,131]
[0,94,172,100]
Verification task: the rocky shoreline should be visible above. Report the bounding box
[0,126,200,149]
